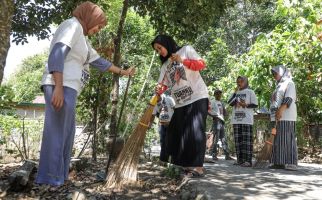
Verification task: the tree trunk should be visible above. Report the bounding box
[105,0,129,174]
[0,0,14,84]
[22,117,28,159]
[109,0,129,140]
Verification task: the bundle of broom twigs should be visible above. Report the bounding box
[105,95,159,188]
[253,124,277,168]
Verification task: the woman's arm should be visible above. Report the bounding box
[107,64,135,76]
[170,45,206,71]
[47,42,70,111]
[51,72,64,111]
[169,53,206,71]
[227,93,237,106]
[275,97,293,121]
[183,59,206,71]
[90,57,112,72]
[90,57,135,76]
[48,42,70,73]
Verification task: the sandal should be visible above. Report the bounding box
[240,162,252,167]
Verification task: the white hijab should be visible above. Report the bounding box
[271,65,292,83]
[270,65,293,121]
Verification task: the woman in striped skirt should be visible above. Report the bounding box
[270,65,298,170]
[228,76,258,167]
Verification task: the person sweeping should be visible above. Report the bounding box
[36,1,135,188]
[106,35,208,187]
[151,35,209,177]
[269,65,298,170]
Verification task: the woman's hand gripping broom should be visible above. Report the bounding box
[253,123,277,168]
[104,83,168,188]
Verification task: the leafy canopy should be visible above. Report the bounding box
[213,0,322,124]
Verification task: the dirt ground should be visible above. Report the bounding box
[0,158,180,200]
[180,155,322,200]
[1,150,322,200]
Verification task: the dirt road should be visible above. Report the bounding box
[179,155,322,200]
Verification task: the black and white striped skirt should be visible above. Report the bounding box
[271,121,298,165]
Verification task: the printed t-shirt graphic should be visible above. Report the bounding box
[231,89,257,125]
[157,45,208,108]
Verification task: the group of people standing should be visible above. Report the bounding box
[150,34,298,175]
[208,76,259,168]
[208,67,297,170]
[35,1,298,187]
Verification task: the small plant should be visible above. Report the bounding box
[164,163,181,179]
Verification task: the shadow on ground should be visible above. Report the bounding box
[179,156,322,200]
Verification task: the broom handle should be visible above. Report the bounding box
[117,76,132,130]
[271,121,277,136]
[265,121,277,145]
[105,75,132,176]
[104,62,169,176]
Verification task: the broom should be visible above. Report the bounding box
[104,94,161,188]
[253,124,277,168]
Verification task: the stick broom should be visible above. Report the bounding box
[104,95,159,188]
[253,125,277,168]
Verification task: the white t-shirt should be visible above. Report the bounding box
[157,45,209,108]
[41,17,100,95]
[152,95,175,123]
[230,88,258,125]
[209,98,225,122]
[270,80,297,121]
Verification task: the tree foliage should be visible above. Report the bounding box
[11,0,111,44]
[130,0,236,41]
[0,85,15,110]
[213,0,322,126]
[6,52,47,103]
[194,0,280,85]
[2,0,321,156]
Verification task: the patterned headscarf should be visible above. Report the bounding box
[151,35,181,64]
[72,1,107,36]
